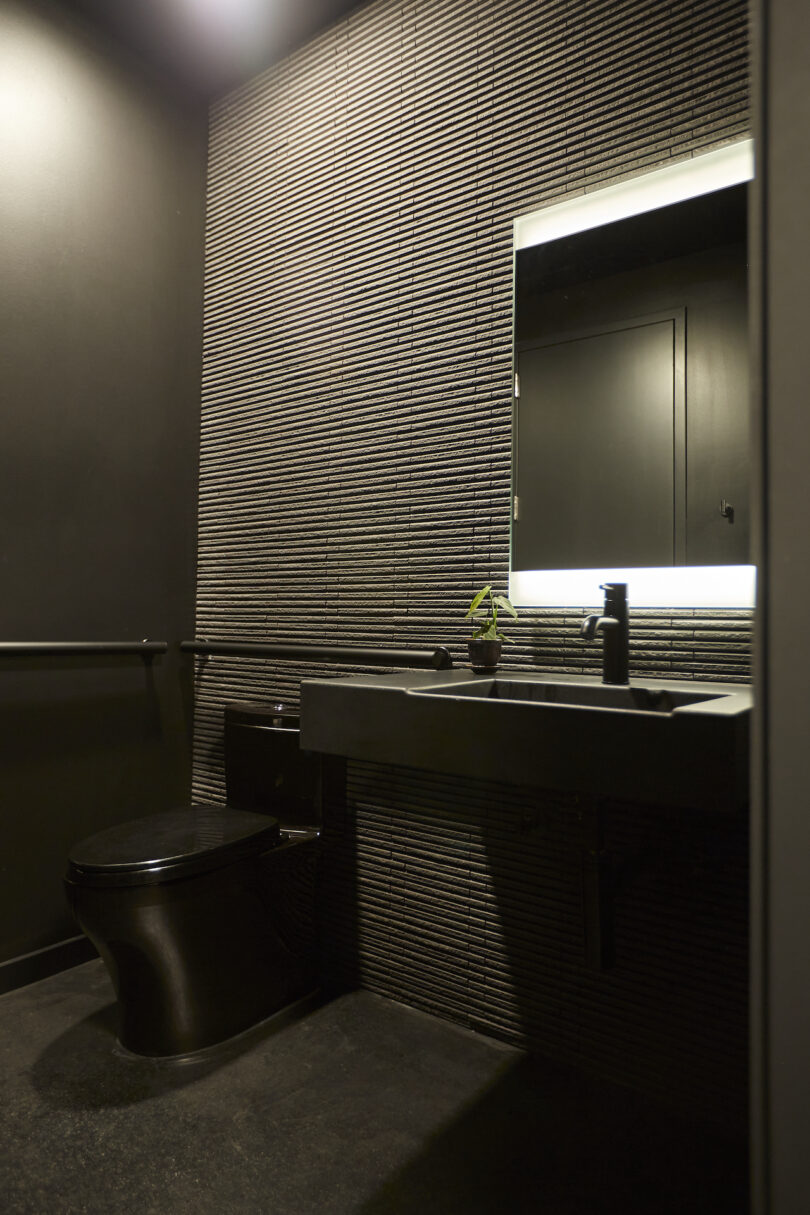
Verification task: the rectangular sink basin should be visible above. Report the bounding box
[300,670,751,813]
[422,679,718,713]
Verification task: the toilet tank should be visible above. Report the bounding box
[224,702,320,828]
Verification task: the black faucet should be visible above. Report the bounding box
[580,583,629,685]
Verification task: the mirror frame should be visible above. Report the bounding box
[510,139,756,609]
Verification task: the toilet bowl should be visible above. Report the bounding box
[64,703,321,1058]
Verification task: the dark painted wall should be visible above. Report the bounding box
[0,0,205,967]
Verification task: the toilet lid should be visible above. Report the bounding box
[66,805,281,887]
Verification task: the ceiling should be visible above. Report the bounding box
[61,0,364,98]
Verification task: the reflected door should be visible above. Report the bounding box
[514,313,683,571]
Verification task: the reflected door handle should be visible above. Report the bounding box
[719,499,734,520]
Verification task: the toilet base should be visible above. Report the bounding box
[111,986,323,1065]
[65,830,319,1057]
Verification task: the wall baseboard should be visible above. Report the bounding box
[0,935,97,997]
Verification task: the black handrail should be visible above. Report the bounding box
[0,641,168,656]
[180,639,453,671]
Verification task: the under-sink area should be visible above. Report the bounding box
[301,666,751,973]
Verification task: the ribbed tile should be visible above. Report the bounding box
[196,0,751,1126]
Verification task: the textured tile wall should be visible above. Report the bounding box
[196,0,750,1121]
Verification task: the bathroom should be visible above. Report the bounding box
[0,0,806,1211]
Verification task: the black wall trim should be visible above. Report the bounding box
[0,936,97,998]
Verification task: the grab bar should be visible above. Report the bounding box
[0,639,453,668]
[0,641,168,656]
[180,639,453,671]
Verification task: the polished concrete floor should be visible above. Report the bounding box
[0,960,747,1214]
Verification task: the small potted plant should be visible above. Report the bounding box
[465,584,518,672]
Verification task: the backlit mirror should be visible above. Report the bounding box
[510,141,755,607]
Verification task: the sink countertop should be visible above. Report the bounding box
[300,670,751,813]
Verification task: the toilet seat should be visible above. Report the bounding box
[66,805,280,888]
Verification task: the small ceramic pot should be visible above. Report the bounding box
[468,639,502,673]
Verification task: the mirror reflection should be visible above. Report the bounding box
[512,181,749,578]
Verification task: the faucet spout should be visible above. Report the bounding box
[580,584,629,685]
[580,614,599,640]
[580,614,619,641]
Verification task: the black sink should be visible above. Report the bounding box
[300,670,751,813]
[423,679,719,713]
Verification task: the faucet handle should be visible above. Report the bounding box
[599,582,628,615]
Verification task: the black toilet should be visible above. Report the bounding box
[64,703,321,1058]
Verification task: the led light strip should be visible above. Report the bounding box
[514,140,755,251]
[510,566,756,609]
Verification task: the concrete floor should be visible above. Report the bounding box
[0,960,747,1214]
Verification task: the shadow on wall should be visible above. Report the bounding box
[482,794,750,1134]
[319,763,750,1136]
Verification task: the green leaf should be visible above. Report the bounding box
[493,594,518,619]
[465,584,491,618]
